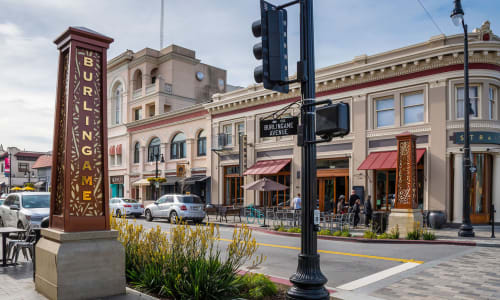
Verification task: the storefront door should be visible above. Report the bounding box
[317,176,348,212]
[470,154,493,224]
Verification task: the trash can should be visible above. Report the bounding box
[428,211,446,229]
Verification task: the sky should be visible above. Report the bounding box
[0,0,499,152]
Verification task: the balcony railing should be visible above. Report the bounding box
[132,88,142,100]
[145,84,156,95]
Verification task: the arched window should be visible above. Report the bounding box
[197,130,206,156]
[150,68,158,84]
[114,88,121,124]
[171,133,186,159]
[148,138,161,162]
[133,69,143,91]
[134,142,140,164]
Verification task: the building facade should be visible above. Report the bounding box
[206,21,500,224]
[31,154,52,192]
[0,147,45,193]
[106,44,226,202]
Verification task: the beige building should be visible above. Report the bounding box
[106,44,226,202]
[206,21,500,224]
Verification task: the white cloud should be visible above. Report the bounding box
[0,22,22,36]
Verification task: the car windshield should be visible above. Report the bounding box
[178,195,203,204]
[122,199,138,203]
[22,194,50,209]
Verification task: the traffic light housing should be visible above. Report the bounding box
[315,102,350,139]
[252,0,289,93]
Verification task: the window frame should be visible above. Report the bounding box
[133,142,140,164]
[374,97,395,128]
[401,92,425,125]
[18,163,29,173]
[197,130,207,157]
[222,124,233,146]
[455,85,480,119]
[133,107,142,121]
[489,86,497,120]
[114,89,121,125]
[148,138,161,162]
[170,133,187,160]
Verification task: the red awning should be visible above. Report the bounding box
[116,144,122,155]
[357,149,426,170]
[109,145,116,155]
[243,159,291,175]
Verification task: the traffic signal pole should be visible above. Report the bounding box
[287,0,329,299]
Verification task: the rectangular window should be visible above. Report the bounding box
[18,163,29,172]
[116,154,122,166]
[402,93,424,124]
[223,124,232,146]
[134,108,142,121]
[489,86,496,120]
[375,98,395,128]
[456,86,479,118]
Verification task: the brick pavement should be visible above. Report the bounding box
[372,247,500,300]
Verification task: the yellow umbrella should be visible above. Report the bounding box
[11,187,22,191]
[23,186,35,191]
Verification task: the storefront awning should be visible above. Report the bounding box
[357,149,426,170]
[161,177,183,186]
[0,182,4,187]
[243,159,291,175]
[34,181,46,188]
[132,178,150,186]
[182,176,210,185]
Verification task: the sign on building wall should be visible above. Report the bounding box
[453,131,500,145]
[110,175,124,185]
[239,135,247,176]
[50,27,113,232]
[260,117,298,138]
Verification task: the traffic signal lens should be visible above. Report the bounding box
[254,65,263,83]
[252,20,262,37]
[253,42,262,60]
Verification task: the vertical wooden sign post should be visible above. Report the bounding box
[35,27,125,300]
[387,132,423,236]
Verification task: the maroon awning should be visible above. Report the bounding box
[358,149,426,170]
[243,159,291,175]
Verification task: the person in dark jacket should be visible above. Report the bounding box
[349,190,360,208]
[353,199,361,228]
[364,196,373,227]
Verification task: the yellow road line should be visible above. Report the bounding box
[217,238,423,264]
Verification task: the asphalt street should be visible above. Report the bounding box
[129,217,475,293]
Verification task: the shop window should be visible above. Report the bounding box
[489,86,497,120]
[134,108,142,121]
[223,124,232,146]
[456,86,479,118]
[374,170,396,211]
[18,163,29,173]
[317,159,349,169]
[148,137,161,162]
[375,98,394,128]
[134,142,140,164]
[224,166,243,206]
[171,133,186,159]
[116,154,122,166]
[197,130,207,156]
[402,92,424,125]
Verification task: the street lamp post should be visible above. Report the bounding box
[153,153,165,201]
[25,170,32,184]
[451,0,475,237]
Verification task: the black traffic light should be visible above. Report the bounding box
[252,0,289,93]
[315,102,350,139]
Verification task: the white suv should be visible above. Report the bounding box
[145,194,205,224]
[0,192,50,229]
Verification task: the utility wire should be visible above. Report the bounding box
[416,0,444,35]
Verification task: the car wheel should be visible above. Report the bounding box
[145,210,153,222]
[170,211,178,224]
[17,221,24,229]
[193,218,203,224]
[116,209,122,218]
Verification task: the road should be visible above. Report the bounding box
[127,217,475,297]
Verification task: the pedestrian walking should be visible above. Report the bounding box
[349,189,360,208]
[364,196,373,227]
[293,193,301,226]
[353,199,361,228]
[337,195,345,214]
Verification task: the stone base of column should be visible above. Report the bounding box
[387,208,423,237]
[35,228,125,300]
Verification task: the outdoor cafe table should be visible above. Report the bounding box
[0,227,26,267]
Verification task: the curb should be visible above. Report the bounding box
[208,222,500,247]
[125,287,159,300]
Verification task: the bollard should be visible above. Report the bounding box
[491,204,496,238]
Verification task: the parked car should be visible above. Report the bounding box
[0,192,50,229]
[0,193,6,206]
[109,198,144,218]
[145,194,205,224]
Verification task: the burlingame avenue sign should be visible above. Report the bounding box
[260,117,298,138]
[50,27,113,232]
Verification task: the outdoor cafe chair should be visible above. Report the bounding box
[11,227,37,263]
[6,224,35,260]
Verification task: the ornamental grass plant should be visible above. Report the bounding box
[110,217,266,300]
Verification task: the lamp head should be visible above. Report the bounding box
[450,0,464,27]
[160,154,165,163]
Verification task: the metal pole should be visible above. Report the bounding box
[459,21,475,237]
[287,0,328,299]
[155,154,159,201]
[8,153,11,193]
[492,204,496,238]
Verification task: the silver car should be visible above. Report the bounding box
[145,194,205,224]
[109,198,144,218]
[0,192,50,229]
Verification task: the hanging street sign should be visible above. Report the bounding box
[260,117,298,138]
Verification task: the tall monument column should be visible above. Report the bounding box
[35,27,125,300]
[387,132,423,236]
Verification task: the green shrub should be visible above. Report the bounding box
[406,222,422,240]
[318,229,332,236]
[237,273,278,300]
[276,226,287,232]
[363,230,377,239]
[377,233,389,239]
[332,230,342,236]
[389,224,400,239]
[422,228,436,240]
[111,217,265,300]
[341,231,351,237]
[287,227,301,233]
